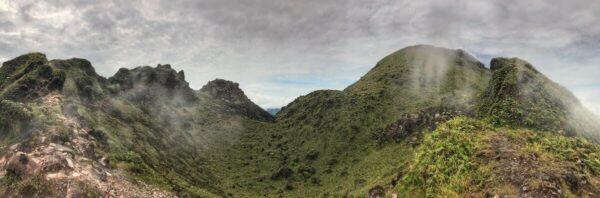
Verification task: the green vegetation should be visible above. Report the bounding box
[394,117,600,197]
[477,58,585,135]
[16,174,57,197]
[0,100,32,138]
[0,46,599,197]
[397,117,491,196]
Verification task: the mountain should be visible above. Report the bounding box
[477,57,600,140]
[266,108,281,116]
[208,45,599,197]
[0,53,270,197]
[0,45,598,197]
[199,79,274,122]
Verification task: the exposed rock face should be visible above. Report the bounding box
[377,107,466,142]
[200,79,273,121]
[200,79,249,104]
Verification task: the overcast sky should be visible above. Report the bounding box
[1,0,599,113]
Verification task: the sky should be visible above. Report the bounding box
[1,0,599,113]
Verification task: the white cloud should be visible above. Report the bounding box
[572,86,600,116]
[0,0,13,12]
[0,0,599,110]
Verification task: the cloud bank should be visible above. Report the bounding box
[1,0,599,111]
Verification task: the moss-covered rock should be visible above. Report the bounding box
[0,53,65,101]
[477,57,599,141]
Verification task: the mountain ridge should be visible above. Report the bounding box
[0,45,598,197]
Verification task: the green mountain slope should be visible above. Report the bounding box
[477,57,600,140]
[0,53,271,197]
[209,45,599,197]
[0,45,598,197]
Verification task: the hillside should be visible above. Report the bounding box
[208,45,492,196]
[208,45,600,197]
[0,45,598,197]
[0,53,271,197]
[477,57,600,140]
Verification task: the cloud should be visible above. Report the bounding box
[0,0,599,111]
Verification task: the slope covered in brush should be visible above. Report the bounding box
[209,45,494,196]
[345,45,489,111]
[0,45,598,197]
[395,116,599,197]
[0,53,271,197]
[477,57,600,141]
[209,45,599,197]
[276,45,490,143]
[0,53,65,101]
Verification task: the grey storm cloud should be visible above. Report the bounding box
[1,0,599,111]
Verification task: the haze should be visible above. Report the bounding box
[1,0,599,113]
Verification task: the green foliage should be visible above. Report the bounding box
[396,117,600,197]
[73,76,103,101]
[516,130,600,174]
[0,52,47,89]
[0,100,32,139]
[16,174,56,197]
[109,151,169,186]
[271,167,294,180]
[88,128,108,145]
[1,48,599,197]
[0,54,65,101]
[50,125,72,143]
[477,57,570,132]
[398,117,490,196]
[1,169,22,187]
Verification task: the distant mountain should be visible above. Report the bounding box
[199,79,274,122]
[266,108,281,115]
[0,45,598,197]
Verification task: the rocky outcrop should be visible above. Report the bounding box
[200,79,249,104]
[477,57,596,139]
[50,58,108,102]
[376,107,467,143]
[0,53,274,197]
[0,53,65,101]
[108,64,197,105]
[200,79,273,121]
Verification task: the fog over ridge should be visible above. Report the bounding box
[1,0,599,113]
